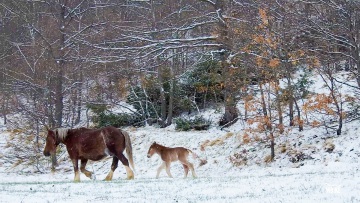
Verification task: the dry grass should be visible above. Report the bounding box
[264,155,273,163]
[200,132,234,151]
[324,139,335,153]
[279,144,287,153]
[229,152,248,167]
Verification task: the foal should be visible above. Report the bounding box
[147,142,197,178]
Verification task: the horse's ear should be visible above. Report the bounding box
[153,141,156,144]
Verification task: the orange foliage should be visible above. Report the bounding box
[293,117,304,127]
[256,56,264,67]
[303,94,336,115]
[269,58,280,68]
[253,35,265,44]
[311,120,321,127]
[259,8,269,26]
[242,133,251,144]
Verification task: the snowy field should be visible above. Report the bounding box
[0,165,359,203]
[1,121,360,203]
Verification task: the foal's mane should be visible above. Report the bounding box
[55,128,69,141]
[152,142,166,149]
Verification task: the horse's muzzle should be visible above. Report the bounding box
[147,154,150,158]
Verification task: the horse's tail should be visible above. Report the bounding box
[122,130,135,171]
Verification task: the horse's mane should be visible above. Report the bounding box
[55,128,69,141]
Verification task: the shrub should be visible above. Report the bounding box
[88,103,144,128]
[181,58,224,106]
[94,112,144,128]
[175,116,211,131]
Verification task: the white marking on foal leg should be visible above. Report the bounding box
[165,162,173,178]
[156,162,166,178]
[189,163,197,178]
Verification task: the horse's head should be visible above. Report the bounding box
[147,142,157,158]
[43,130,58,157]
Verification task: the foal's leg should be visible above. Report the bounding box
[105,157,118,181]
[165,162,173,178]
[182,164,189,178]
[180,158,197,178]
[80,159,93,179]
[156,162,166,178]
[117,153,134,180]
[187,162,197,178]
[71,159,80,182]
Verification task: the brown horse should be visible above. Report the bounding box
[43,126,134,182]
[147,142,197,178]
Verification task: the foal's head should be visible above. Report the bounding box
[147,142,159,158]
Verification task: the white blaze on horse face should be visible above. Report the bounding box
[149,146,157,157]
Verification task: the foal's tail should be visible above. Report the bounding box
[188,149,207,167]
[187,149,199,159]
[122,130,135,171]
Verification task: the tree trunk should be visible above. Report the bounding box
[286,69,294,126]
[274,80,284,134]
[293,98,303,131]
[259,83,267,116]
[158,65,167,128]
[54,3,66,128]
[74,67,83,125]
[270,132,275,160]
[166,71,174,126]
[356,50,360,88]
[1,97,8,125]
[215,0,238,127]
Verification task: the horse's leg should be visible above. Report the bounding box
[156,162,166,178]
[165,162,173,178]
[105,157,118,181]
[71,159,80,182]
[182,164,189,178]
[80,159,93,179]
[117,153,134,180]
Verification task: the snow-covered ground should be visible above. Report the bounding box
[0,164,359,203]
[1,120,360,203]
[0,70,360,202]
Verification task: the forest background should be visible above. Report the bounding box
[0,0,359,171]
